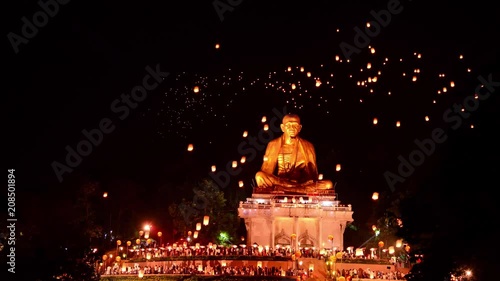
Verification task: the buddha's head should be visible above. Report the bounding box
[281,114,302,138]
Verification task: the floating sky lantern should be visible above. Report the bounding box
[370,47,375,54]
[307,72,311,77]
[215,43,220,49]
[291,83,296,90]
[240,156,246,163]
[335,55,340,61]
[372,192,379,200]
[318,174,323,180]
[425,116,430,122]
[196,223,201,231]
[287,66,292,72]
[315,80,321,87]
[396,239,403,248]
[264,124,269,131]
[238,181,244,188]
[373,118,378,125]
[232,161,237,168]
[243,131,248,137]
[396,121,401,127]
[336,164,341,171]
[193,86,200,93]
[194,231,198,239]
[450,81,455,87]
[300,67,304,72]
[367,62,372,69]
[261,116,267,122]
[187,144,194,151]
[211,165,216,172]
[388,246,395,254]
[203,216,209,226]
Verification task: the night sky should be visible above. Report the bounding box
[4,0,500,277]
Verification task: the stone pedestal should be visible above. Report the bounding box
[238,192,353,251]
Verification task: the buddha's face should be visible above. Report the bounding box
[281,116,302,138]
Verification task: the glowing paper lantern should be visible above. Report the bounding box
[396,239,403,248]
[232,161,237,168]
[211,165,216,172]
[240,156,246,163]
[193,231,198,239]
[291,83,296,90]
[136,239,141,245]
[307,72,311,77]
[215,43,220,49]
[287,66,292,71]
[396,121,401,127]
[261,116,267,123]
[300,67,304,72]
[243,131,248,137]
[193,86,200,93]
[318,174,323,180]
[188,231,192,237]
[450,81,455,87]
[370,47,375,54]
[126,241,131,246]
[372,192,379,200]
[315,80,321,87]
[187,144,194,151]
[264,124,269,131]
[203,216,209,226]
[367,62,372,69]
[196,223,201,231]
[388,246,395,254]
[425,116,430,121]
[103,192,108,198]
[238,181,244,188]
[378,241,384,248]
[336,164,341,171]
[372,225,377,231]
[116,240,121,246]
[373,118,378,125]
[355,248,364,256]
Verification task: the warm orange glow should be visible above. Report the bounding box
[336,164,341,171]
[238,181,244,187]
[242,130,248,137]
[193,86,200,93]
[187,144,194,151]
[378,241,384,248]
[116,240,121,246]
[240,156,246,163]
[372,192,379,200]
[215,43,220,49]
[318,174,323,180]
[291,83,296,90]
[307,72,311,77]
[193,231,198,239]
[232,161,237,168]
[450,81,455,87]
[203,216,209,226]
[264,124,269,131]
[396,121,401,127]
[367,62,372,69]
[425,116,430,122]
[126,240,131,246]
[196,223,201,231]
[103,192,108,198]
[211,165,216,172]
[373,118,378,125]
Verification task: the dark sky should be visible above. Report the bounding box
[5,0,500,248]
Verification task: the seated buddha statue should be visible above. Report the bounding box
[255,114,333,194]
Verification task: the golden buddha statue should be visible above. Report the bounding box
[255,114,333,194]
